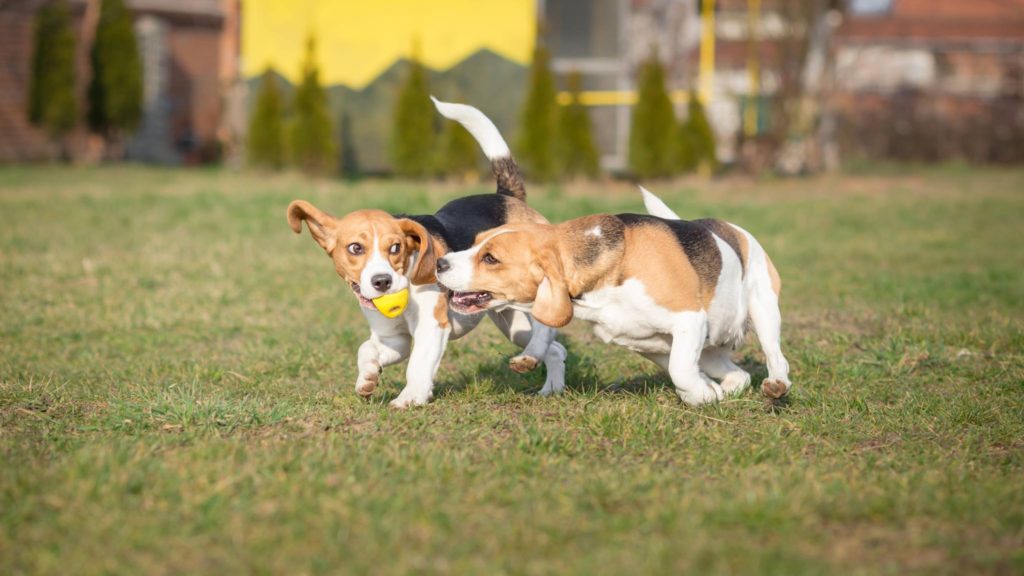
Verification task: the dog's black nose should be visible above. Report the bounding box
[436,258,450,273]
[371,274,392,292]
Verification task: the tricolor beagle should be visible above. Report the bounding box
[435,187,792,406]
[287,99,566,407]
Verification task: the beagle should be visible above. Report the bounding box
[435,187,792,406]
[287,99,567,408]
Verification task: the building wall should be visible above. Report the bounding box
[0,0,86,161]
[836,0,1024,95]
[0,0,231,164]
[697,0,1024,164]
[833,0,1024,162]
[167,19,224,161]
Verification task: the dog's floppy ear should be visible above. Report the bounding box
[397,218,438,285]
[531,246,573,328]
[287,200,337,254]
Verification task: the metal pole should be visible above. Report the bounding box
[699,0,716,104]
[745,0,761,136]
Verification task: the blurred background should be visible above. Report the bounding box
[2,0,1023,178]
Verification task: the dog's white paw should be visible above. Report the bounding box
[710,380,725,401]
[355,362,382,397]
[677,379,724,406]
[538,379,565,397]
[389,390,431,409]
[721,370,752,395]
[509,355,540,374]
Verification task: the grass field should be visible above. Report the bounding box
[1,165,1022,575]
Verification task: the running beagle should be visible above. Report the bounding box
[435,188,791,406]
[287,99,567,408]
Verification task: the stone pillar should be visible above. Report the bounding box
[126,14,177,163]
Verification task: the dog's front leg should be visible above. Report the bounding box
[699,346,751,396]
[668,311,724,406]
[355,333,411,397]
[355,312,412,397]
[391,288,451,408]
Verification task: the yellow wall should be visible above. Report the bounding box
[242,0,536,88]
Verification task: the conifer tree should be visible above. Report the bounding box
[391,52,435,178]
[629,51,677,179]
[438,113,479,180]
[289,37,337,175]
[685,97,718,173]
[558,71,600,179]
[88,0,142,142]
[247,69,286,169]
[675,105,697,173]
[339,112,360,179]
[28,0,77,148]
[516,42,560,181]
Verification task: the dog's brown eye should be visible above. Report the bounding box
[389,242,401,255]
[482,253,499,265]
[347,243,364,255]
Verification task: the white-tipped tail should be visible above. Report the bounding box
[639,186,681,219]
[431,96,510,160]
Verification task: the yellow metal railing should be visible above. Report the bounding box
[699,0,716,104]
[556,89,693,107]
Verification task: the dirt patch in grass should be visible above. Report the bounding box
[824,521,1023,574]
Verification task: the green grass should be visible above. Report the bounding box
[1,165,1022,575]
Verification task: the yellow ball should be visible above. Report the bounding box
[372,288,409,318]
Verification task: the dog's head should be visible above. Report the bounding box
[287,200,438,308]
[434,223,573,327]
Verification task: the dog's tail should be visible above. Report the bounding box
[639,186,681,219]
[431,96,526,201]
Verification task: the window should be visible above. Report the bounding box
[544,0,620,59]
[848,0,893,17]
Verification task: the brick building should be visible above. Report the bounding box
[0,0,240,163]
[696,0,1024,163]
[546,0,1024,167]
[832,0,1024,162]
[836,0,1024,97]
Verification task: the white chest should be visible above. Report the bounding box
[572,280,677,354]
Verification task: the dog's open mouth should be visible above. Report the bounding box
[349,281,375,309]
[448,290,493,314]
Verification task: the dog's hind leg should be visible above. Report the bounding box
[747,251,791,400]
[700,346,751,396]
[488,309,567,396]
